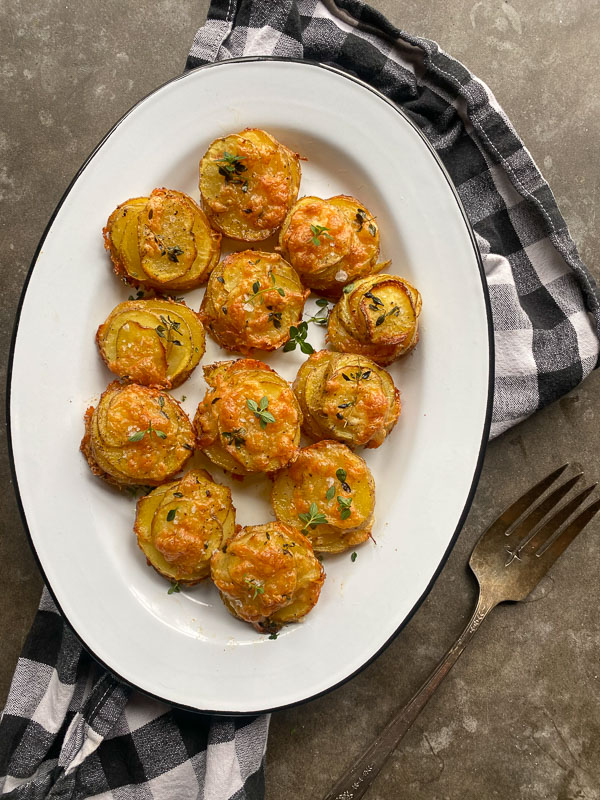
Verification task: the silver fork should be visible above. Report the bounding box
[323,464,600,800]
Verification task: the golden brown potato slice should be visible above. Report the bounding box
[200,250,309,354]
[80,382,195,487]
[97,298,206,388]
[103,189,220,291]
[194,359,302,474]
[211,522,325,633]
[114,320,168,386]
[199,129,301,241]
[293,350,401,448]
[134,469,235,585]
[279,195,387,297]
[328,275,422,366]
[138,189,198,283]
[271,441,375,554]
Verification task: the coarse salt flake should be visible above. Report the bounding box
[243,302,254,312]
[335,270,348,282]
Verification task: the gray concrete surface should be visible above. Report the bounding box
[1,2,599,798]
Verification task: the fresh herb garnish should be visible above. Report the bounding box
[158,395,169,419]
[269,632,278,640]
[343,283,355,294]
[303,297,330,327]
[128,421,167,442]
[244,576,265,599]
[351,551,357,562]
[336,468,351,493]
[337,496,352,520]
[167,581,180,594]
[325,484,336,502]
[268,311,283,329]
[173,491,183,498]
[247,273,286,306]
[166,245,184,263]
[128,289,145,301]
[246,396,276,429]
[215,151,247,184]
[310,223,334,246]
[222,428,246,448]
[166,508,177,522]
[355,208,377,236]
[375,305,401,326]
[156,315,183,346]
[299,501,328,532]
[283,321,314,354]
[342,368,371,384]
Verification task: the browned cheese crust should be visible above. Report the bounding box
[134,469,236,585]
[194,359,302,474]
[327,274,422,366]
[271,440,375,554]
[211,521,325,633]
[80,381,195,487]
[200,250,309,354]
[293,349,400,448]
[103,188,221,291]
[278,195,389,298]
[96,298,205,388]
[199,129,301,241]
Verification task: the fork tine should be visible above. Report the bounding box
[535,497,600,567]
[517,483,597,557]
[507,473,583,545]
[487,463,569,537]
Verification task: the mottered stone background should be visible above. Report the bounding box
[1,2,599,798]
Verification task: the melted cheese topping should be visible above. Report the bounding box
[283,198,353,274]
[202,251,308,353]
[211,522,324,630]
[93,383,194,483]
[195,360,301,473]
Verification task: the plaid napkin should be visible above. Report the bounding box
[3,1,600,798]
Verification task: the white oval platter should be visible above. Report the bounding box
[9,58,492,714]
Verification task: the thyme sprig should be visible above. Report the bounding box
[244,576,265,599]
[303,297,330,326]
[247,273,286,305]
[337,495,353,520]
[310,224,334,246]
[246,396,276,429]
[222,428,246,448]
[215,151,248,189]
[299,502,328,533]
[156,315,183,346]
[283,321,314,354]
[375,305,400,326]
[128,421,167,442]
[355,208,377,236]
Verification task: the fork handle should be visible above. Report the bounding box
[322,591,497,800]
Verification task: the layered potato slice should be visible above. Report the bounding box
[96,298,206,388]
[194,359,302,474]
[271,441,375,554]
[134,469,235,585]
[81,382,195,487]
[211,522,325,633]
[328,274,422,366]
[294,350,400,448]
[103,188,220,291]
[199,128,301,241]
[278,195,388,298]
[200,250,309,354]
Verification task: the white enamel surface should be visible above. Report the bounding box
[10,61,490,712]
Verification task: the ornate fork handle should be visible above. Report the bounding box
[323,591,497,800]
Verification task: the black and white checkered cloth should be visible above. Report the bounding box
[2,1,600,798]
